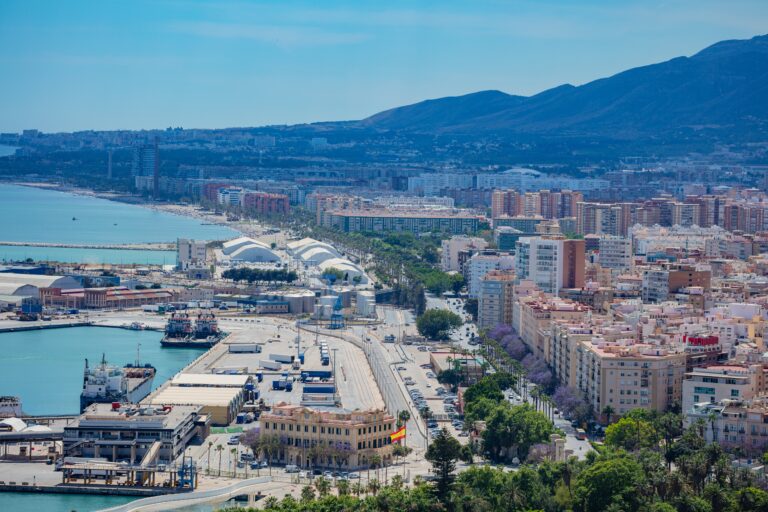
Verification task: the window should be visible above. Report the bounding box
[731,389,740,397]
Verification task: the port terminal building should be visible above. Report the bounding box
[63,403,207,465]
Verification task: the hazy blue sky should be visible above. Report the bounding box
[1,0,766,132]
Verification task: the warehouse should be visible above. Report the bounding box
[0,273,80,297]
[149,386,245,425]
[170,373,252,388]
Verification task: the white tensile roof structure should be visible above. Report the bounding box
[222,237,271,255]
[0,273,80,296]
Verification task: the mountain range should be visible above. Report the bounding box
[358,34,768,138]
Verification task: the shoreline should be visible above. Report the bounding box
[1,181,244,249]
[9,181,244,237]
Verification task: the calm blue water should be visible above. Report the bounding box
[0,492,135,512]
[0,245,176,265]
[0,145,17,157]
[0,184,237,245]
[0,327,206,415]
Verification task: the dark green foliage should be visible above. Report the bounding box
[416,308,462,340]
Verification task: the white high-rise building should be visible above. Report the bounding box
[177,239,208,270]
[217,187,245,207]
[465,253,514,298]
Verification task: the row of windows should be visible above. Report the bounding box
[264,422,392,436]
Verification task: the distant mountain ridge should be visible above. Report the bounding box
[360,34,768,137]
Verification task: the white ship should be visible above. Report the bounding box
[79,353,155,412]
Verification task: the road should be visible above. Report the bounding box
[425,294,478,351]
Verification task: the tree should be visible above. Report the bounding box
[425,428,462,503]
[573,456,644,512]
[300,485,315,502]
[314,476,331,497]
[397,410,411,428]
[336,478,350,496]
[482,403,554,462]
[605,417,660,451]
[215,444,224,476]
[416,308,462,340]
[602,405,615,425]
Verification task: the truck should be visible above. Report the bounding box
[269,354,295,364]
[229,344,262,354]
[259,360,282,371]
[303,383,336,394]
[272,379,294,391]
[300,370,333,381]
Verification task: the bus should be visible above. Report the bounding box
[575,428,587,440]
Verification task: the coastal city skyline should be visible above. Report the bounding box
[1,0,766,132]
[2,3,768,512]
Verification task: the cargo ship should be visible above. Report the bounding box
[79,354,156,412]
[161,310,225,348]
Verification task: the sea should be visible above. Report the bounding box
[0,326,206,415]
[0,183,238,264]
[0,492,136,512]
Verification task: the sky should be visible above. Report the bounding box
[0,0,766,133]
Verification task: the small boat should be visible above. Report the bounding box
[72,217,77,221]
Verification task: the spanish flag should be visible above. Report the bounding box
[390,425,406,443]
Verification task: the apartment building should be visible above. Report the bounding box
[258,405,396,469]
[515,236,585,295]
[478,270,516,330]
[514,295,590,361]
[328,210,479,235]
[242,191,290,215]
[598,236,633,273]
[440,236,488,272]
[491,190,521,219]
[641,263,711,303]
[686,399,768,456]
[465,253,514,298]
[576,338,687,419]
[682,363,766,414]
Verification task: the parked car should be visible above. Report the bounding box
[227,436,240,445]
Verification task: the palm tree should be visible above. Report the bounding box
[370,454,382,482]
[368,478,381,496]
[300,485,315,502]
[602,405,615,425]
[230,447,238,476]
[351,481,364,497]
[315,475,331,497]
[397,410,411,428]
[206,441,214,473]
[215,444,224,476]
[336,478,350,496]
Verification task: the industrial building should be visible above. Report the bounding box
[63,403,206,464]
[39,286,176,309]
[220,236,280,263]
[147,374,249,425]
[0,273,80,297]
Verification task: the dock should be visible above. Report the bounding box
[0,241,175,251]
[0,321,92,333]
